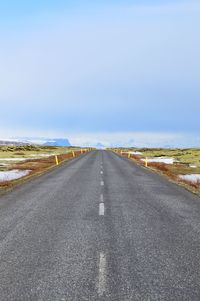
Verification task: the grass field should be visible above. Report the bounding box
[0,145,80,160]
[134,148,200,168]
[112,148,200,196]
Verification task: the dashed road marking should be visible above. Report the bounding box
[100,171,103,174]
[99,203,105,216]
[98,252,107,296]
[100,181,104,186]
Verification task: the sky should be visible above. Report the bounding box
[0,0,200,147]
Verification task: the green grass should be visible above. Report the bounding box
[0,145,80,160]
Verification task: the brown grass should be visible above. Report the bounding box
[130,154,142,162]
[14,152,25,156]
[0,180,12,187]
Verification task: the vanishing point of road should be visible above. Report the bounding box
[0,150,200,301]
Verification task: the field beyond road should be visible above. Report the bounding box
[0,150,200,300]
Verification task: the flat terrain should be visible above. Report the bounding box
[0,150,200,300]
[133,148,200,167]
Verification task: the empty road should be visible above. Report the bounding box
[0,150,200,300]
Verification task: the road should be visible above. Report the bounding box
[0,150,200,300]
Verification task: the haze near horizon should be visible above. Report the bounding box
[0,0,199,147]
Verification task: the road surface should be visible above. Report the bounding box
[0,150,200,300]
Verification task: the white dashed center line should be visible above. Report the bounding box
[98,252,107,296]
[100,171,103,174]
[100,181,104,186]
[99,203,105,216]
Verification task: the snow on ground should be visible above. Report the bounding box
[129,151,143,155]
[179,174,200,183]
[0,158,32,161]
[0,154,57,162]
[30,153,56,157]
[189,165,197,168]
[0,155,53,161]
[0,170,31,182]
[122,151,143,155]
[0,163,9,166]
[141,157,174,164]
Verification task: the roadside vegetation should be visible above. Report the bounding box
[111,148,200,196]
[0,145,90,191]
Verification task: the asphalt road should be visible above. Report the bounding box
[0,150,200,300]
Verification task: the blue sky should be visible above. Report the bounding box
[0,0,200,146]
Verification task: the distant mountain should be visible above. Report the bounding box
[0,139,27,146]
[0,137,71,147]
[95,143,105,149]
[43,138,71,147]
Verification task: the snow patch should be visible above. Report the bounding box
[0,158,32,161]
[179,174,200,184]
[129,151,143,155]
[0,170,31,182]
[141,157,174,164]
[0,154,56,162]
[30,153,56,157]
[122,151,143,155]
